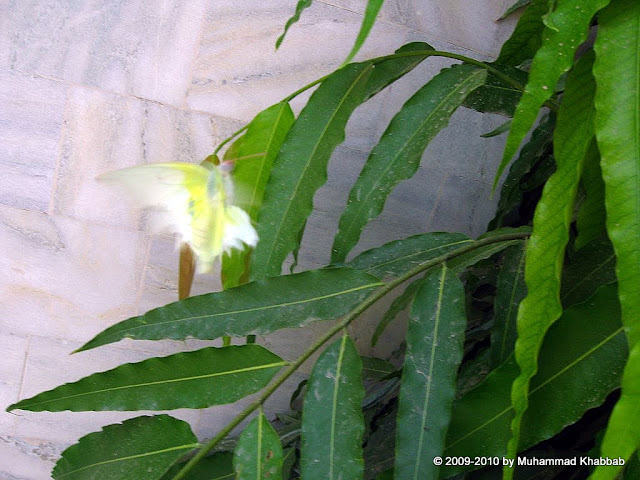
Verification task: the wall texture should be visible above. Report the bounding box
[1,1,518,477]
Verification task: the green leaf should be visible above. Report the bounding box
[490,241,527,368]
[347,232,472,279]
[395,265,466,479]
[499,0,533,20]
[361,356,396,381]
[463,65,528,117]
[250,62,374,278]
[560,236,616,307]
[443,284,627,476]
[7,346,285,412]
[52,415,198,480]
[222,102,295,288]
[331,64,487,263]
[575,140,606,251]
[234,412,283,480]
[301,333,365,480]
[371,275,422,346]
[505,51,597,474]
[496,0,550,66]
[342,0,384,66]
[489,113,555,229]
[481,120,511,138]
[78,267,381,351]
[494,0,610,189]
[592,0,640,476]
[275,0,312,49]
[162,452,234,480]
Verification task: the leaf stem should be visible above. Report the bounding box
[212,124,249,157]
[171,231,530,480]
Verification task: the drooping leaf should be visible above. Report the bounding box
[161,452,234,480]
[342,0,384,66]
[481,120,511,138]
[494,0,610,189]
[347,232,472,279]
[489,113,555,229]
[394,265,466,479]
[331,64,487,263]
[371,275,423,347]
[463,65,528,117]
[574,140,606,251]
[490,241,527,368]
[301,333,365,480]
[499,0,533,20]
[591,0,640,476]
[222,102,295,288]
[275,0,313,49]
[496,0,551,66]
[234,412,283,480]
[443,284,626,476]
[505,51,597,474]
[78,267,381,352]
[52,415,198,480]
[250,62,374,279]
[560,236,616,308]
[7,346,285,412]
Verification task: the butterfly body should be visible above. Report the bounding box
[99,162,258,273]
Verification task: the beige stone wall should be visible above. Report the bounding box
[1,1,517,477]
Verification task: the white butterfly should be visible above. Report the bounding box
[98,162,258,273]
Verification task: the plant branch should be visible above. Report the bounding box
[171,231,530,479]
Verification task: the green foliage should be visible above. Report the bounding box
[11,2,639,479]
[342,0,385,66]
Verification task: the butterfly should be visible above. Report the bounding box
[98,161,258,273]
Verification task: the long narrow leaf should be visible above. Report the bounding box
[7,345,285,411]
[234,412,283,480]
[342,0,384,66]
[463,65,528,117]
[496,0,550,66]
[52,415,198,480]
[394,265,466,479]
[494,0,611,189]
[331,64,487,262]
[275,0,313,49]
[78,267,381,352]
[591,0,640,476]
[301,333,365,480]
[505,51,597,474]
[575,140,606,250]
[250,62,374,279]
[443,284,626,476]
[371,275,423,347]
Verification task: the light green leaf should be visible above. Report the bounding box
[77,267,381,352]
[347,232,472,279]
[395,265,466,479]
[505,51,597,474]
[161,452,234,480]
[222,102,295,288]
[490,241,527,368]
[575,140,606,251]
[52,415,198,480]
[234,412,283,480]
[496,0,550,66]
[463,65,528,117]
[7,346,285,412]
[499,0,533,20]
[250,62,374,278]
[331,64,487,263]
[494,0,610,189]
[342,0,384,66]
[481,120,511,138]
[443,284,627,476]
[592,0,640,476]
[301,333,365,480]
[275,0,312,49]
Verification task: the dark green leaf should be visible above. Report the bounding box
[234,412,283,480]
[342,0,384,66]
[78,267,381,351]
[371,275,423,346]
[395,265,466,479]
[301,333,365,479]
[505,51,597,470]
[490,241,527,368]
[496,0,550,66]
[331,64,487,263]
[463,65,528,117]
[499,0,533,20]
[52,415,198,480]
[443,284,626,476]
[250,62,374,278]
[162,452,234,480]
[361,356,396,381]
[574,140,606,251]
[481,120,511,138]
[276,0,312,49]
[8,346,285,412]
